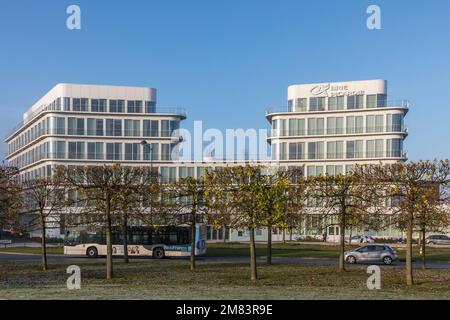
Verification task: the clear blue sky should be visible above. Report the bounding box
[0,0,449,161]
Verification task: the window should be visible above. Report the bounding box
[106,143,122,160]
[327,141,344,159]
[366,115,384,133]
[179,167,195,179]
[143,120,159,137]
[127,100,143,113]
[73,98,88,112]
[68,142,85,159]
[326,165,343,176]
[161,144,173,161]
[309,97,325,111]
[49,117,65,134]
[109,100,125,113]
[288,119,305,136]
[345,165,356,174]
[307,118,324,135]
[124,119,140,137]
[328,96,345,111]
[287,100,294,112]
[279,142,287,160]
[387,139,403,157]
[366,95,377,109]
[376,94,387,107]
[346,116,364,134]
[347,95,364,109]
[125,143,140,160]
[53,141,66,159]
[91,99,106,112]
[288,142,305,160]
[145,101,156,113]
[307,141,324,160]
[68,118,85,135]
[62,97,71,111]
[346,140,364,159]
[327,117,344,135]
[386,114,403,132]
[106,119,122,136]
[295,98,307,112]
[160,167,176,183]
[87,119,104,136]
[143,143,159,160]
[161,120,180,137]
[366,139,384,158]
[87,142,104,160]
[307,166,323,177]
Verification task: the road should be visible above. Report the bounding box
[0,252,449,269]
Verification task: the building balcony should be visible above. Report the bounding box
[5,106,187,141]
[268,126,408,138]
[265,100,410,117]
[274,150,408,162]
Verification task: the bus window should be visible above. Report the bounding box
[81,231,103,244]
[64,231,80,246]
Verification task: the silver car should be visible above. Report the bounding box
[425,235,450,245]
[345,245,398,265]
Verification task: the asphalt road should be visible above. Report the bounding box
[1,252,449,269]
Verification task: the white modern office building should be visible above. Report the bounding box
[5,80,409,241]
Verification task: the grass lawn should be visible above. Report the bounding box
[206,242,450,262]
[1,242,450,262]
[1,259,450,299]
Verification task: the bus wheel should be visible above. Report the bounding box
[153,248,165,259]
[86,247,98,258]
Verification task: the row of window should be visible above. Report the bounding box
[36,97,156,114]
[8,117,180,154]
[9,141,179,169]
[287,94,389,112]
[17,164,211,184]
[273,139,403,160]
[272,114,404,137]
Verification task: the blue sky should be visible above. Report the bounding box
[0,0,449,161]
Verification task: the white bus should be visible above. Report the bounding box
[64,224,207,259]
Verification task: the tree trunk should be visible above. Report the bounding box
[223,225,227,243]
[123,214,129,263]
[267,225,272,265]
[338,216,346,272]
[421,228,426,270]
[40,214,48,271]
[249,227,257,281]
[190,211,196,271]
[289,227,293,241]
[348,226,353,245]
[405,218,414,286]
[105,194,113,280]
[282,228,286,244]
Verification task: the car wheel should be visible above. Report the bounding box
[153,247,165,259]
[86,247,98,258]
[383,256,393,265]
[347,256,356,264]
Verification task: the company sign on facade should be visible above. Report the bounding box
[310,83,365,97]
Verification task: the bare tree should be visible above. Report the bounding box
[308,172,382,272]
[367,159,450,285]
[260,167,305,265]
[205,165,265,281]
[0,165,21,237]
[55,164,127,279]
[20,177,65,271]
[170,176,207,271]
